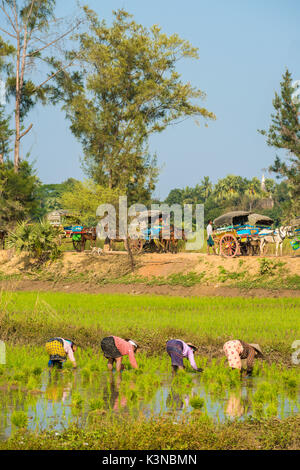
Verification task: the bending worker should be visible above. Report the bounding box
[46,337,77,369]
[223,340,263,375]
[166,339,203,373]
[101,336,139,371]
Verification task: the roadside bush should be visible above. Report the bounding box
[218,266,246,282]
[258,258,286,276]
[7,220,62,264]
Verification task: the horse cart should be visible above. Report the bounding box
[123,210,184,254]
[61,210,184,254]
[212,211,274,258]
[47,211,97,253]
[63,225,97,252]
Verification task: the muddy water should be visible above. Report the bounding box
[0,370,299,440]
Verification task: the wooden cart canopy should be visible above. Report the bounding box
[47,210,79,222]
[247,213,274,226]
[213,211,250,227]
[291,216,300,227]
[136,210,169,221]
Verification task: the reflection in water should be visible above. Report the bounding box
[225,377,255,418]
[104,373,127,411]
[46,369,73,403]
[225,391,244,418]
[0,370,299,441]
[167,387,197,410]
[167,390,188,410]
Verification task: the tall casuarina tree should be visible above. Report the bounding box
[51,8,216,199]
[259,69,300,211]
[0,0,80,172]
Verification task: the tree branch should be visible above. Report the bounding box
[12,0,18,29]
[27,0,36,21]
[19,123,33,140]
[27,22,80,58]
[33,58,77,92]
[0,26,17,39]
[0,3,17,32]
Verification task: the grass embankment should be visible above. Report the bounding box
[0,291,299,363]
[1,254,299,290]
[2,416,299,450]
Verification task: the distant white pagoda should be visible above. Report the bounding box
[259,173,274,209]
[261,174,266,192]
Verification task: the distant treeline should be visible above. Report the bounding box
[40,174,290,226]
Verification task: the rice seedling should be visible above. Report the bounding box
[190,396,205,409]
[0,290,299,448]
[71,392,83,409]
[89,397,105,411]
[0,291,298,364]
[11,410,28,429]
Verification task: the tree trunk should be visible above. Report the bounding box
[14,97,21,172]
[14,32,21,173]
[126,238,135,272]
[108,169,113,189]
[14,22,29,173]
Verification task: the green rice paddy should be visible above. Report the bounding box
[1,291,299,355]
[0,290,299,449]
[0,346,299,442]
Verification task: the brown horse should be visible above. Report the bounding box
[162,226,187,253]
[72,228,97,252]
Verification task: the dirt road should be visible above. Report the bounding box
[0,278,299,297]
[0,250,299,297]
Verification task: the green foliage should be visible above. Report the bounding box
[165,177,213,207]
[0,160,41,229]
[163,174,289,225]
[6,76,49,121]
[2,415,300,450]
[0,1,76,172]
[11,410,28,429]
[0,105,13,159]
[8,220,62,263]
[190,396,205,409]
[147,272,206,287]
[59,179,122,226]
[258,258,285,277]
[218,266,246,282]
[36,178,80,218]
[52,8,215,200]
[71,392,84,409]
[214,175,248,203]
[259,69,300,213]
[1,291,299,363]
[32,367,42,376]
[0,36,15,160]
[1,343,299,449]
[2,0,57,122]
[89,398,104,411]
[0,35,15,71]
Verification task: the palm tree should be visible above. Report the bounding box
[200,176,213,201]
[214,175,241,202]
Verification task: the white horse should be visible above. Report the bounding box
[259,226,292,257]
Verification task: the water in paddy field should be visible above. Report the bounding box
[0,369,299,440]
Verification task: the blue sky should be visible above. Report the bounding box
[5,0,300,199]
